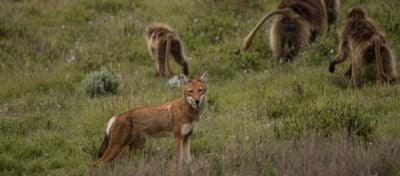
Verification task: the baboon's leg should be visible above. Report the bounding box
[351,57,365,88]
[165,38,174,76]
[381,48,397,85]
[171,40,189,75]
[166,57,173,76]
[270,23,286,62]
[182,134,192,163]
[128,135,146,155]
[91,127,131,172]
[286,41,299,61]
[310,30,318,42]
[147,42,155,61]
[147,40,160,76]
[157,41,168,77]
[287,31,309,61]
[330,30,350,73]
[345,64,352,78]
[151,48,160,75]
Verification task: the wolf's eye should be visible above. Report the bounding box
[188,90,193,94]
[198,89,203,93]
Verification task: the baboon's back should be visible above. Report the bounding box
[278,0,325,29]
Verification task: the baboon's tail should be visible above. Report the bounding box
[242,8,292,51]
[97,133,109,159]
[374,37,388,81]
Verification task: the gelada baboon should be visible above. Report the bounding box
[324,0,340,25]
[329,7,397,88]
[242,0,329,61]
[146,23,189,77]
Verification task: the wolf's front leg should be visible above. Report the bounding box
[183,135,192,163]
[174,136,183,165]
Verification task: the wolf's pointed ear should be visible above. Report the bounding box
[200,71,208,83]
[178,73,189,85]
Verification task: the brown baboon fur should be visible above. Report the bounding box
[146,23,189,77]
[329,7,397,88]
[242,0,329,61]
[324,0,340,25]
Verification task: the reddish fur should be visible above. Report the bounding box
[329,7,397,88]
[91,75,207,173]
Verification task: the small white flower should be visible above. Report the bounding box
[68,55,77,63]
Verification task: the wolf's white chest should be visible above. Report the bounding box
[181,122,198,136]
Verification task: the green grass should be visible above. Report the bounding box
[1,0,400,175]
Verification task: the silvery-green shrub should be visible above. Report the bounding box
[81,69,119,97]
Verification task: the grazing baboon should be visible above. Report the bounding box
[242,0,329,61]
[325,0,340,25]
[146,23,189,77]
[329,7,397,88]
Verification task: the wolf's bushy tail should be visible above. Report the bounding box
[97,133,109,159]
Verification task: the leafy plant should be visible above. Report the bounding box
[81,69,119,97]
[274,100,376,140]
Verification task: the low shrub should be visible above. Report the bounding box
[274,100,376,140]
[81,69,119,97]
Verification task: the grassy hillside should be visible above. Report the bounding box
[1,0,400,175]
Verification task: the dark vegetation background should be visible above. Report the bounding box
[0,0,399,175]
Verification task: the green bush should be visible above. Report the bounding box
[81,69,119,97]
[274,100,376,140]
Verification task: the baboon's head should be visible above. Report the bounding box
[347,7,367,20]
[181,71,208,110]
